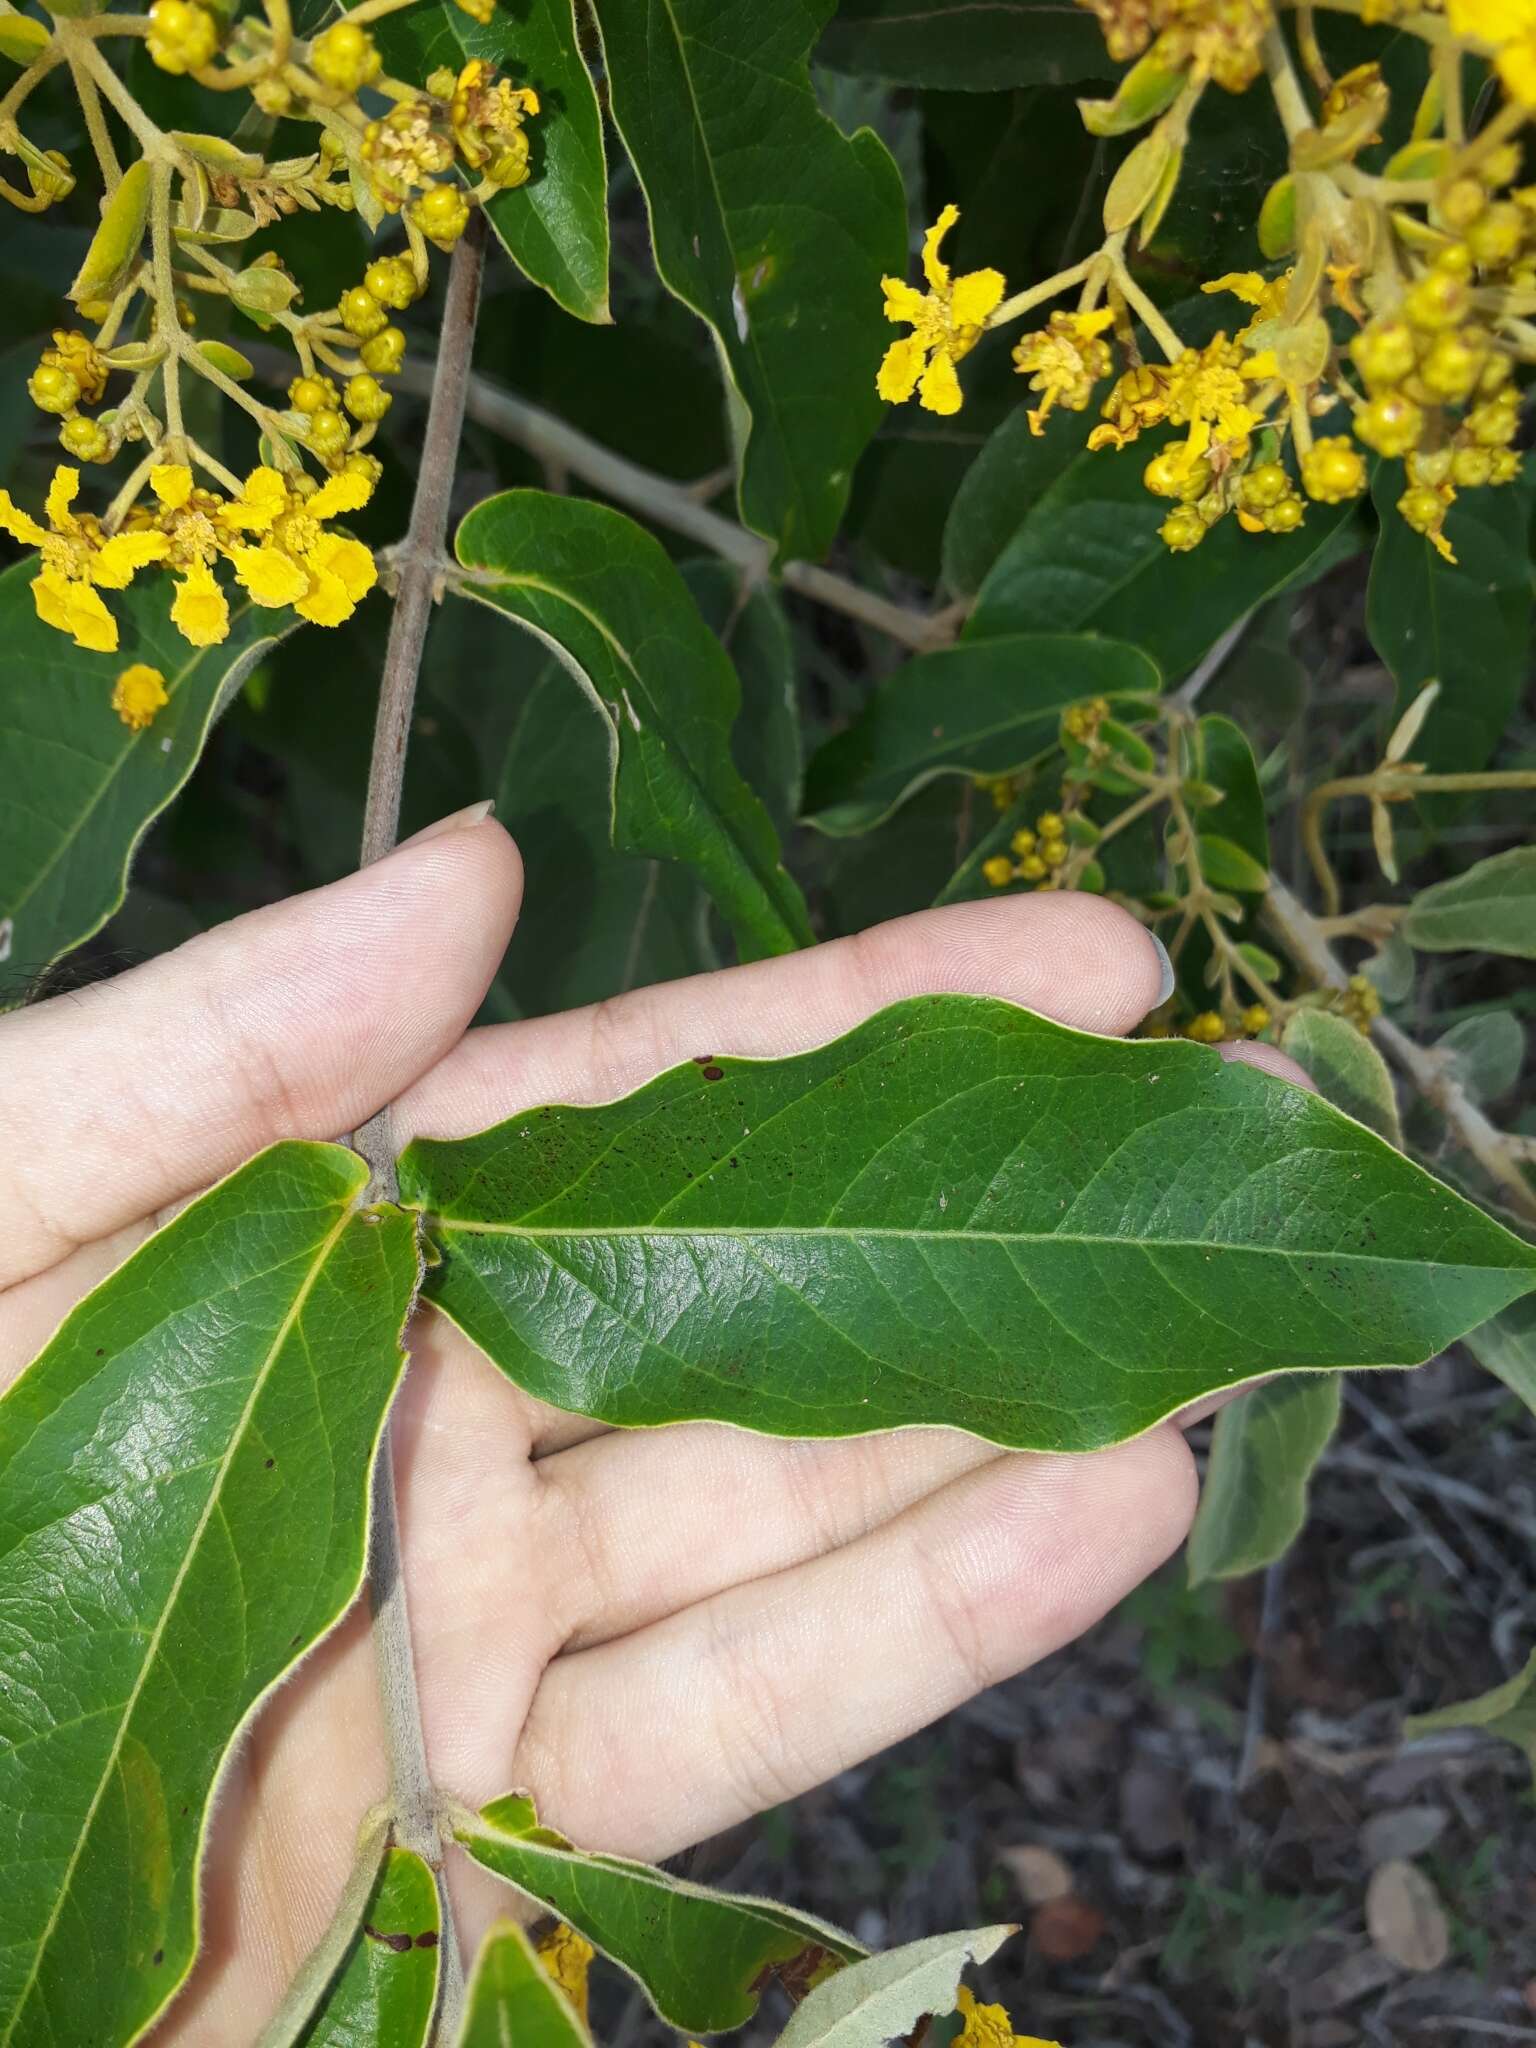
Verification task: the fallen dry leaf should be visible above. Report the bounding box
[997,1844,1073,1907]
[1358,1804,1447,1867]
[1030,1897,1105,1963]
[1365,1858,1450,1972]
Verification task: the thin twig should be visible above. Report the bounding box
[1262,875,1536,1223]
[353,211,488,2048]
[1326,1446,1536,1545]
[1237,1554,1288,1791]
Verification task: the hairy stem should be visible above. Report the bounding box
[351,212,486,2048]
[252,1811,391,2048]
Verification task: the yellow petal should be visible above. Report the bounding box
[309,533,376,604]
[1497,33,1536,104]
[949,266,1006,329]
[149,462,195,510]
[33,567,117,652]
[880,276,929,328]
[1428,526,1459,564]
[45,466,80,532]
[307,468,375,520]
[876,334,926,404]
[92,530,171,589]
[228,544,310,606]
[224,465,290,533]
[0,489,47,547]
[291,565,352,628]
[111,662,169,732]
[1203,269,1269,305]
[921,202,960,290]
[918,348,964,416]
[170,559,230,647]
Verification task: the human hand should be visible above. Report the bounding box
[0,812,1299,2039]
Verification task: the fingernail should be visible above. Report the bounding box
[394,799,495,851]
[1148,932,1175,1008]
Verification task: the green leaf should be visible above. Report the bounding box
[941,407,1093,599]
[818,0,1112,88]
[456,1923,591,2048]
[375,0,608,322]
[494,660,714,1015]
[455,1793,861,2032]
[769,1925,1015,2048]
[965,440,1360,677]
[301,1849,442,2048]
[454,491,813,960]
[1466,1294,1536,1416]
[0,1144,420,2048]
[587,0,907,559]
[1189,713,1268,875]
[1281,1009,1402,1147]
[1434,1011,1525,1105]
[684,561,803,840]
[1187,1376,1342,1585]
[1404,1648,1536,1784]
[0,565,281,989]
[399,995,1536,1451]
[1401,847,1536,959]
[801,633,1160,835]
[1365,466,1533,774]
[1195,833,1269,893]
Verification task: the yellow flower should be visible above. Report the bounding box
[953,1985,1060,2048]
[112,663,169,732]
[1089,362,1174,449]
[0,465,169,652]
[1447,0,1536,104]
[1162,334,1266,464]
[877,205,1005,416]
[224,464,378,627]
[536,1923,594,2020]
[451,58,540,188]
[170,556,229,646]
[1012,307,1115,434]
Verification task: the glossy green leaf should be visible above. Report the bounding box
[941,408,1093,599]
[454,491,813,960]
[684,561,803,840]
[376,0,608,321]
[456,1793,861,2031]
[802,633,1159,834]
[818,0,1111,87]
[587,0,906,560]
[1405,1648,1536,1784]
[1189,713,1268,875]
[1187,1376,1342,1585]
[400,995,1536,1451]
[1365,467,1533,773]
[1281,1010,1402,1146]
[770,1925,1014,2048]
[494,658,714,1016]
[965,442,1360,678]
[0,1144,420,2048]
[300,1849,442,2048]
[0,564,281,989]
[456,1922,591,2048]
[1401,847,1536,959]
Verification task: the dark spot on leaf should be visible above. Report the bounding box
[291,1633,303,1646]
[692,1054,713,1065]
[364,1925,414,1954]
[701,1065,724,1082]
[415,1931,439,1949]
[729,1156,739,1167]
[152,1950,164,1967]
[95,1348,105,1357]
[264,1457,275,1469]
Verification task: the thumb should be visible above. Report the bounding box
[0,808,521,1289]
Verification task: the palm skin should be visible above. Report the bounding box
[0,814,1302,2041]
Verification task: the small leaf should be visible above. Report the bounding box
[400,994,1536,1451]
[0,564,284,987]
[817,0,1109,89]
[375,0,609,323]
[0,1145,421,2047]
[1405,1648,1536,1782]
[769,1926,1016,2048]
[455,1793,862,2032]
[1079,54,1185,138]
[588,0,907,558]
[1196,833,1269,893]
[1187,1376,1342,1584]
[0,16,52,62]
[1282,1010,1402,1146]
[1103,128,1175,235]
[1401,847,1536,959]
[1364,1860,1451,1973]
[1257,175,1297,257]
[1190,714,1268,875]
[1465,1294,1536,1418]
[454,491,813,961]
[802,633,1160,835]
[69,156,150,304]
[1434,1011,1525,1104]
[196,337,254,380]
[456,1922,592,2048]
[300,1850,442,2048]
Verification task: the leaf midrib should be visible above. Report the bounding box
[0,1192,357,2043]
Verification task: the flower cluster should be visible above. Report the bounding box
[0,461,377,654]
[982,810,1073,890]
[874,6,1534,559]
[3,1,540,677]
